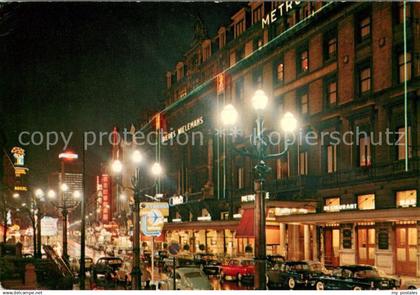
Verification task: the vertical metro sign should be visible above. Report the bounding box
[101,174,110,223]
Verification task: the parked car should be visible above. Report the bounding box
[69,256,94,274]
[115,261,151,288]
[401,278,420,290]
[220,257,255,284]
[313,265,400,290]
[267,260,329,290]
[266,255,285,268]
[161,267,212,290]
[193,253,221,276]
[92,257,123,279]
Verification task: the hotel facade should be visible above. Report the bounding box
[140,2,420,277]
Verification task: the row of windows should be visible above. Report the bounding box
[168,3,413,103]
[234,125,413,187]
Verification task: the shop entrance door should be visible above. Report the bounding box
[396,226,417,276]
[357,227,375,265]
[324,228,340,267]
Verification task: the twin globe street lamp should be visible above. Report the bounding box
[221,89,297,290]
[112,150,162,290]
[44,183,82,263]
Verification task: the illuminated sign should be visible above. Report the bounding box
[140,202,169,236]
[162,116,204,142]
[261,1,302,28]
[324,203,357,212]
[41,217,58,236]
[11,147,25,166]
[169,195,185,206]
[398,199,416,208]
[101,174,110,223]
[14,186,27,191]
[197,216,212,221]
[14,167,28,176]
[59,152,78,159]
[241,193,269,203]
[274,208,309,216]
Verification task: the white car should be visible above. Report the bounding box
[401,278,420,289]
[161,267,212,290]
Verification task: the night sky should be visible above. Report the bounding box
[0,2,243,191]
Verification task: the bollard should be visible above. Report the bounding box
[24,263,36,289]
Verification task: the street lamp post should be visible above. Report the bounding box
[112,151,162,290]
[34,189,45,259]
[57,151,78,263]
[221,90,297,290]
[49,183,80,264]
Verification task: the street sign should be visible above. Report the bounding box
[140,202,169,236]
[168,242,180,255]
[41,216,58,236]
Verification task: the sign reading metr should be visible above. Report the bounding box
[261,1,301,28]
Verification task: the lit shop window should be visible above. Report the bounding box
[358,194,375,210]
[396,190,417,208]
[324,197,340,212]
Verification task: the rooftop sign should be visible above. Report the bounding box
[262,1,302,29]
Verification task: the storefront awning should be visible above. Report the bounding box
[236,208,254,238]
[274,207,420,224]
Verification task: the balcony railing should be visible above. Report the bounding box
[265,158,419,193]
[320,158,419,188]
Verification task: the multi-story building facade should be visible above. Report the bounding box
[141,2,419,276]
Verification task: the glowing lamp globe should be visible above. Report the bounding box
[112,160,123,174]
[35,188,44,198]
[61,183,69,192]
[281,112,298,133]
[151,162,163,176]
[221,104,238,126]
[47,190,56,199]
[252,89,268,111]
[73,190,81,200]
[131,150,143,164]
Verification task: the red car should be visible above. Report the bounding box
[220,258,255,283]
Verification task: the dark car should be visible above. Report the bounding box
[162,255,197,273]
[193,253,221,276]
[312,265,400,290]
[92,257,123,279]
[267,260,329,290]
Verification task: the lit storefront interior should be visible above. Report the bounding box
[275,190,420,276]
